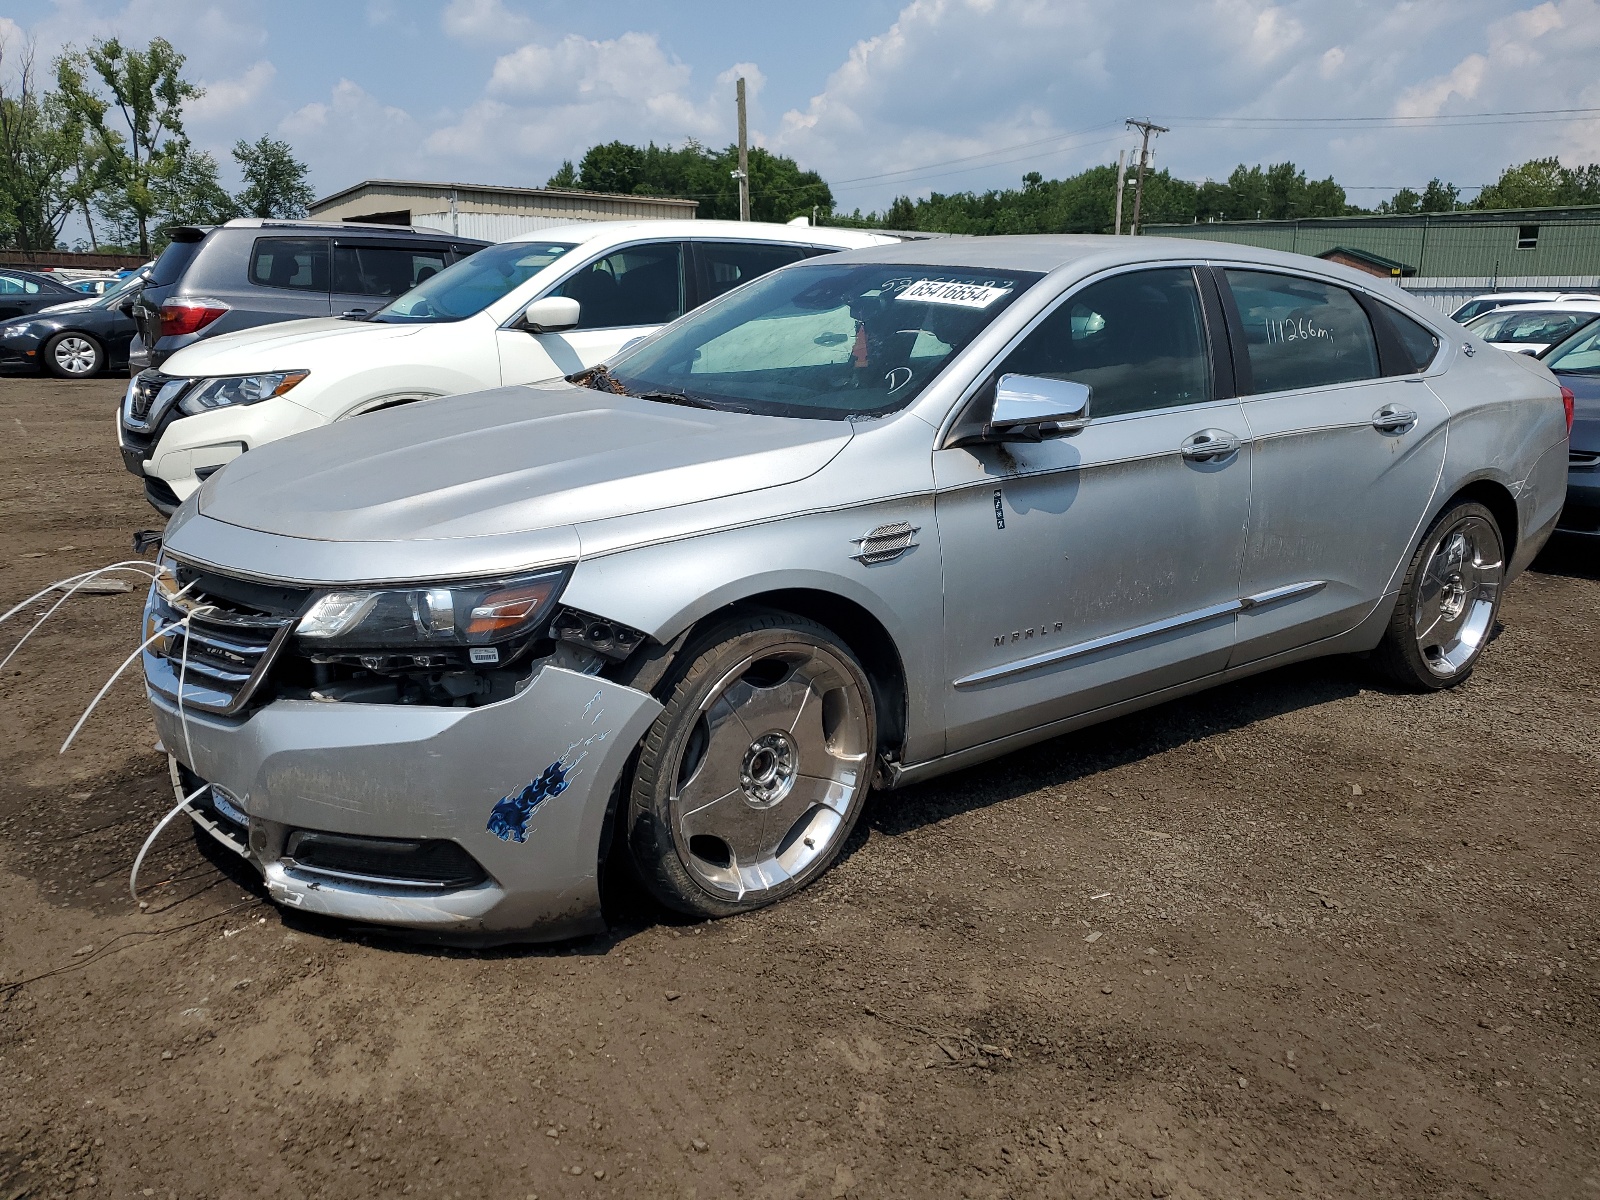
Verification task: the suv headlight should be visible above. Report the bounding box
[177,370,308,416]
[295,570,567,649]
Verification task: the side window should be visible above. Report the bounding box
[332,245,449,298]
[0,275,22,295]
[1224,269,1379,393]
[994,267,1212,418]
[249,238,330,292]
[1376,305,1440,374]
[556,242,686,329]
[698,242,809,303]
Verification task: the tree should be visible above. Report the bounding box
[55,37,200,255]
[1419,178,1459,212]
[1475,157,1600,209]
[1379,187,1421,215]
[233,134,313,218]
[562,138,833,222]
[545,160,578,189]
[0,39,93,251]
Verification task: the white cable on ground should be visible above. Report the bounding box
[130,782,208,905]
[0,563,166,673]
[60,619,188,754]
[0,560,161,628]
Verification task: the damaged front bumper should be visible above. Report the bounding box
[148,664,662,943]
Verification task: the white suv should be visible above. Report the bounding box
[117,220,897,512]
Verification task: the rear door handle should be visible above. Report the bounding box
[1180,429,1242,463]
[1372,405,1418,433]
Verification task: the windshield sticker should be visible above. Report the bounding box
[897,279,1013,308]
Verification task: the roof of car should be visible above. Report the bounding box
[508,219,896,250]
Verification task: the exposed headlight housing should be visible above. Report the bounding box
[295,570,567,649]
[177,370,308,416]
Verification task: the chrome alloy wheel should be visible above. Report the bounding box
[669,642,872,902]
[1414,513,1503,678]
[51,335,98,375]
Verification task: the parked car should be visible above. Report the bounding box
[0,268,79,322]
[118,220,897,513]
[1463,302,1600,356]
[1449,291,1600,322]
[141,236,1567,944]
[0,271,145,377]
[128,218,489,373]
[67,276,121,296]
[1538,320,1600,536]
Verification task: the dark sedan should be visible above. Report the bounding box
[0,268,78,322]
[0,272,143,377]
[1540,317,1600,536]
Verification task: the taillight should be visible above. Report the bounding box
[1561,385,1575,434]
[158,299,228,339]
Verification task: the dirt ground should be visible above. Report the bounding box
[0,371,1595,1200]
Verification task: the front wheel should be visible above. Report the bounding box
[1373,500,1505,690]
[625,614,877,919]
[43,332,104,378]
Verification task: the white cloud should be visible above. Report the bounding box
[442,0,537,45]
[187,60,276,123]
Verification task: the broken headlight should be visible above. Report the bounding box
[295,569,566,650]
[177,370,308,415]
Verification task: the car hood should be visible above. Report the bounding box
[162,316,426,376]
[197,380,854,543]
[39,298,96,314]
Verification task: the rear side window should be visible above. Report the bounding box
[1225,269,1379,394]
[333,244,449,298]
[1370,303,1440,374]
[556,242,686,330]
[995,267,1212,418]
[698,242,809,302]
[249,238,330,292]
[0,274,38,294]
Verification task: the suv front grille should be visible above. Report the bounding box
[143,567,309,717]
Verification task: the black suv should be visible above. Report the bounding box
[130,219,489,370]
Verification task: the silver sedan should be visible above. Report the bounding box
[142,236,1568,943]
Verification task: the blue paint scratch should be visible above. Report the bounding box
[486,761,570,843]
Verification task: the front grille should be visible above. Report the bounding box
[144,567,309,716]
[283,830,487,890]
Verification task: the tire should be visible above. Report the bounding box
[43,332,103,378]
[1372,500,1505,690]
[625,612,877,919]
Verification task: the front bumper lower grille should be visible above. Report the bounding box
[283,830,489,891]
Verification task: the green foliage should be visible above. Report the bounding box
[0,41,96,251]
[554,139,833,223]
[233,135,314,219]
[1474,157,1600,210]
[55,36,200,255]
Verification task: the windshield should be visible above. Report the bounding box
[1543,319,1600,373]
[1467,308,1597,345]
[93,273,144,308]
[370,241,576,323]
[592,261,1042,419]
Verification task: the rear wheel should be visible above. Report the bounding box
[626,613,876,919]
[43,332,103,378]
[1373,500,1504,690]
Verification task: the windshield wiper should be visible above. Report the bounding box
[635,391,721,410]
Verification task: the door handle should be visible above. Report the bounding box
[1371,405,1418,433]
[1180,429,1242,463]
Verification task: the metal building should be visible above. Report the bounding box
[309,180,698,242]
[1145,204,1600,311]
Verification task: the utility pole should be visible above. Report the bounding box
[734,77,751,222]
[1125,118,1168,235]
[1113,149,1127,235]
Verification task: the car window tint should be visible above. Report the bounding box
[557,242,685,329]
[333,245,449,298]
[1226,270,1379,393]
[1377,305,1440,373]
[699,242,809,302]
[249,238,330,292]
[995,267,1212,418]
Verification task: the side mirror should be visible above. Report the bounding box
[519,296,580,334]
[983,374,1091,442]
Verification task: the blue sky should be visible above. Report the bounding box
[4,0,1600,216]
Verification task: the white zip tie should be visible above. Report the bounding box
[0,560,161,628]
[0,563,166,673]
[60,618,189,754]
[130,783,208,905]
